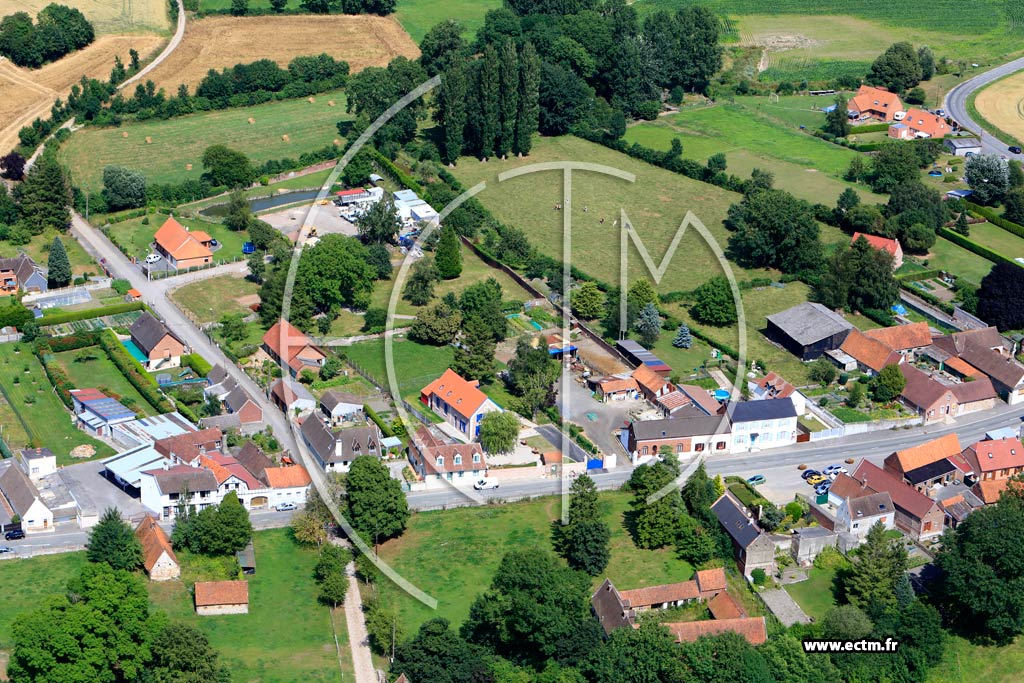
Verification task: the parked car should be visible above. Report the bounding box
[801,469,821,481]
[144,253,162,264]
[746,474,766,486]
[473,478,499,490]
[0,545,13,553]
[4,529,25,540]
[814,481,832,496]
[806,474,829,486]
[1011,146,1022,154]
[275,502,298,512]
[242,242,256,254]
[823,464,848,477]
[209,238,219,247]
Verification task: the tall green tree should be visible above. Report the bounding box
[869,143,922,193]
[403,257,439,306]
[825,95,850,137]
[515,41,540,155]
[634,302,661,347]
[571,280,605,320]
[478,410,519,454]
[458,277,507,340]
[47,235,72,289]
[555,475,611,576]
[726,189,822,274]
[977,262,1024,331]
[506,335,559,417]
[452,315,497,382]
[868,42,923,93]
[872,363,906,403]
[197,490,252,555]
[673,5,723,93]
[628,459,681,549]
[438,61,468,164]
[14,151,70,234]
[497,38,519,157]
[86,507,143,571]
[435,225,463,279]
[357,194,403,244]
[393,618,493,683]
[691,276,737,326]
[101,165,147,210]
[314,543,351,607]
[147,622,232,683]
[478,44,501,158]
[409,300,461,345]
[419,20,467,76]
[346,455,409,548]
[582,621,684,683]
[675,512,717,565]
[201,144,255,188]
[965,153,1010,205]
[844,520,909,612]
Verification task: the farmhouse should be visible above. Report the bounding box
[851,232,903,269]
[883,433,971,492]
[300,415,382,472]
[319,390,365,424]
[863,322,932,357]
[130,312,186,370]
[849,461,944,540]
[0,255,47,293]
[944,137,982,156]
[262,320,326,378]
[135,514,180,581]
[765,302,853,360]
[625,415,730,461]
[0,459,53,533]
[153,217,213,269]
[889,108,951,139]
[840,330,902,376]
[727,398,797,451]
[70,388,137,436]
[711,491,776,578]
[407,426,487,489]
[195,580,249,615]
[420,368,503,441]
[591,569,726,635]
[964,437,1024,504]
[848,85,903,121]
[633,363,673,402]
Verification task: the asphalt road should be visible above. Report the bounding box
[945,56,1024,157]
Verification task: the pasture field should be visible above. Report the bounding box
[449,135,755,294]
[395,0,501,43]
[344,338,454,398]
[0,0,171,34]
[52,349,154,416]
[973,68,1024,148]
[625,113,881,205]
[376,490,695,636]
[170,274,261,323]
[0,552,88,651]
[143,15,419,91]
[0,343,114,462]
[59,91,352,191]
[0,34,164,154]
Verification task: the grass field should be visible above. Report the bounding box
[0,552,88,650]
[966,221,1024,261]
[927,236,995,285]
[52,349,154,416]
[375,490,694,636]
[104,214,248,262]
[784,566,839,620]
[0,0,171,34]
[0,34,165,155]
[450,135,756,294]
[170,274,260,324]
[344,337,454,397]
[973,68,1024,148]
[60,91,353,191]
[143,15,419,91]
[395,0,501,42]
[626,110,880,205]
[0,344,113,462]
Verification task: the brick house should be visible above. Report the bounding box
[625,415,730,462]
[963,437,1024,504]
[711,491,776,578]
[849,461,945,540]
[848,85,903,121]
[851,232,904,269]
[153,217,213,270]
[130,312,186,370]
[889,108,951,139]
[195,580,249,615]
[407,426,487,489]
[840,329,903,376]
[262,320,326,378]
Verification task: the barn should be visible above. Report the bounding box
[765,303,854,361]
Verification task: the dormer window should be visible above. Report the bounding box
[454,454,462,465]
[435,455,444,467]
[473,453,480,463]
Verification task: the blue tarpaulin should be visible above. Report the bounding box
[891,304,908,315]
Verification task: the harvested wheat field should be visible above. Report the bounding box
[975,70,1024,143]
[0,34,164,154]
[0,0,170,34]
[146,15,419,91]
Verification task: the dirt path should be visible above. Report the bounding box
[120,0,186,90]
[327,536,378,683]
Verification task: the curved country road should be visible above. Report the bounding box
[945,56,1024,160]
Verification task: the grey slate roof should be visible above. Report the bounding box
[300,414,337,464]
[711,492,763,549]
[847,491,895,519]
[235,442,273,485]
[151,466,218,495]
[130,312,181,355]
[726,398,796,423]
[591,578,633,636]
[630,415,729,441]
[958,343,1024,389]
[224,385,258,416]
[207,364,229,385]
[301,415,382,465]
[320,390,364,414]
[0,255,46,292]
[0,459,43,517]
[766,302,853,346]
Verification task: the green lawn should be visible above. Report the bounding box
[0,344,113,462]
[966,221,1024,262]
[376,490,694,636]
[170,274,261,324]
[52,349,154,417]
[395,0,501,42]
[0,552,88,650]
[344,337,455,397]
[106,214,249,263]
[450,135,758,294]
[930,635,1024,683]
[2,230,100,278]
[784,566,839,621]
[60,91,352,192]
[926,236,995,286]
[148,528,340,683]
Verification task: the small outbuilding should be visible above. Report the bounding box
[135,514,180,581]
[765,303,854,361]
[943,137,982,157]
[236,541,256,575]
[195,580,249,615]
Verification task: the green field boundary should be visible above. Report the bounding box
[0,379,39,447]
[965,69,1024,150]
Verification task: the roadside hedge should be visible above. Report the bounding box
[938,227,1023,269]
[966,202,1024,239]
[98,329,175,413]
[40,301,146,327]
[364,403,394,437]
[182,353,212,377]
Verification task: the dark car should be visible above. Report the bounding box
[1011,146,1022,155]
[4,529,25,540]
[800,469,821,481]
[242,242,256,255]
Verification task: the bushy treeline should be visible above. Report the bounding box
[0,4,94,68]
[197,0,395,17]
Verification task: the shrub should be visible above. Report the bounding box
[364,403,393,437]
[785,501,803,520]
[751,568,767,585]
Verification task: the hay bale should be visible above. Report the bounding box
[121,131,128,138]
[333,138,342,146]
[145,136,152,144]
[328,100,335,107]
[248,117,255,124]
[282,134,290,142]
[308,97,315,103]
[185,163,193,171]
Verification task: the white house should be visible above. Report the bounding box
[300,415,382,473]
[835,491,896,539]
[407,426,487,489]
[17,448,57,481]
[420,369,502,442]
[726,398,798,451]
[0,460,54,533]
[319,390,365,425]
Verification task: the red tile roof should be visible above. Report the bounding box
[665,617,767,646]
[891,433,962,473]
[852,460,939,520]
[849,86,903,120]
[852,232,902,260]
[898,364,955,413]
[263,464,312,488]
[944,356,984,378]
[903,108,951,138]
[153,217,213,261]
[677,385,723,416]
[194,580,249,607]
[828,473,870,501]
[964,438,1024,473]
[841,329,902,373]
[864,322,932,351]
[657,390,693,411]
[633,364,670,395]
[975,478,1008,504]
[695,567,727,593]
[707,591,745,620]
[134,514,177,573]
[619,581,699,607]
[596,376,639,394]
[755,372,795,399]
[420,368,490,417]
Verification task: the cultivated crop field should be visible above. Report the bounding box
[59,91,352,191]
[0,0,171,34]
[0,34,164,154]
[449,135,754,294]
[144,15,419,91]
[974,69,1024,146]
